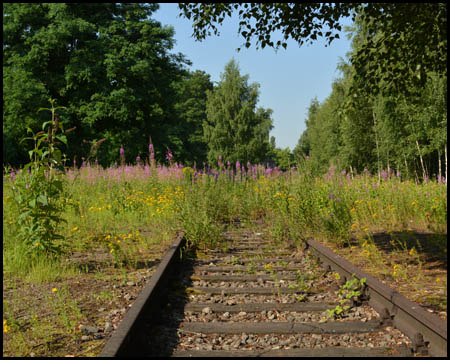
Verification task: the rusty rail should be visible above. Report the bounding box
[98,230,446,357]
[99,231,186,357]
[304,238,447,357]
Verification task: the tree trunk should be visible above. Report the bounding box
[438,148,441,181]
[404,153,409,179]
[445,144,448,183]
[373,110,381,183]
[415,139,426,181]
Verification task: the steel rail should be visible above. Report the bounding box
[99,231,186,357]
[98,230,446,357]
[304,238,447,357]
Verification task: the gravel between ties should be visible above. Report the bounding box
[146,228,414,355]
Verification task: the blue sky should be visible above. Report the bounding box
[152,3,354,150]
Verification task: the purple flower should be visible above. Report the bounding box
[236,160,240,170]
[341,169,346,176]
[305,155,310,160]
[218,155,223,168]
[381,170,388,181]
[119,146,125,165]
[136,155,141,165]
[166,148,173,163]
[10,171,15,181]
[149,143,154,161]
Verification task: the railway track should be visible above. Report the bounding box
[99,225,447,357]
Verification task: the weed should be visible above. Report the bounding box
[11,99,70,260]
[326,274,366,319]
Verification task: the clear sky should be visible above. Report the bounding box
[152,3,354,151]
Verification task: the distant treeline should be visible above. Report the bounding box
[293,14,447,182]
[3,4,447,181]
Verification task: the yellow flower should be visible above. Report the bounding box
[436,277,440,282]
[52,288,58,293]
[110,248,115,253]
[4,320,10,333]
[71,226,79,232]
[409,248,417,257]
[105,234,111,240]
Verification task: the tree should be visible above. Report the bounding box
[3,3,191,167]
[178,3,446,97]
[293,97,320,161]
[203,59,273,166]
[272,147,293,171]
[174,70,214,166]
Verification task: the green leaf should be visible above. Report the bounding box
[37,194,48,205]
[42,121,52,130]
[55,134,67,145]
[28,198,37,208]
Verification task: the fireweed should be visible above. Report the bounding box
[4,142,446,275]
[9,98,70,260]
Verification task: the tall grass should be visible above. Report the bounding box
[3,154,447,282]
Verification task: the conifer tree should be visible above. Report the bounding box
[204,59,273,166]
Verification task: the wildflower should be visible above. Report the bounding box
[409,248,417,257]
[4,320,10,334]
[136,155,141,166]
[71,226,79,232]
[110,248,115,253]
[120,146,125,165]
[52,288,58,293]
[166,148,173,163]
